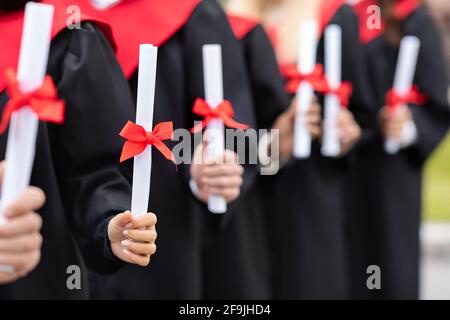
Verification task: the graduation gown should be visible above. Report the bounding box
[260,1,375,299]
[0,12,135,299]
[348,3,450,299]
[73,0,258,299]
[198,14,290,300]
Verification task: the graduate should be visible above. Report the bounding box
[349,0,450,299]
[196,10,324,299]
[0,0,158,299]
[58,0,256,299]
[0,162,45,285]
[226,0,375,299]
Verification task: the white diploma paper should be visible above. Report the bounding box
[131,44,158,217]
[322,25,343,157]
[203,45,227,214]
[384,36,421,154]
[0,2,54,273]
[293,21,318,159]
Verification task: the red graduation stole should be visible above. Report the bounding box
[351,0,421,44]
[48,0,202,79]
[318,0,347,33]
[227,14,259,40]
[0,1,115,92]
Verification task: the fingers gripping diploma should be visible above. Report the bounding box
[336,108,361,156]
[190,143,244,204]
[0,162,45,284]
[108,211,158,267]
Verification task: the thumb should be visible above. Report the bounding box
[113,211,132,229]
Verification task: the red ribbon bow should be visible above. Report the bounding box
[190,98,250,133]
[119,121,175,163]
[282,64,329,94]
[325,81,353,108]
[386,86,428,112]
[0,69,65,134]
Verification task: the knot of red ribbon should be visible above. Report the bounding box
[325,81,353,108]
[0,69,65,134]
[119,121,175,163]
[386,86,428,112]
[190,98,250,133]
[282,64,329,94]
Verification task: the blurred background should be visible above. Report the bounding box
[422,0,450,300]
[220,0,450,299]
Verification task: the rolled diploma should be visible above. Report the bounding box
[131,44,158,217]
[384,36,421,154]
[293,21,318,159]
[322,25,342,157]
[203,45,227,214]
[0,2,54,273]
[90,0,122,10]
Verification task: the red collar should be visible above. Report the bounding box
[351,0,421,44]
[319,0,347,33]
[46,0,201,78]
[0,0,114,92]
[227,14,259,40]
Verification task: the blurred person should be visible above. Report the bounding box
[0,0,158,299]
[349,0,450,299]
[53,0,259,299]
[226,0,375,299]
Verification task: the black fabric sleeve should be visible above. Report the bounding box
[49,23,135,274]
[406,7,450,163]
[242,25,290,130]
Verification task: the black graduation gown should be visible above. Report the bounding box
[89,0,257,300]
[347,6,450,300]
[0,22,134,299]
[264,4,375,300]
[201,23,289,300]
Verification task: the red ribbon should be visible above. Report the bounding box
[281,64,329,94]
[0,69,65,134]
[119,121,175,162]
[325,81,353,108]
[386,86,428,112]
[190,98,250,133]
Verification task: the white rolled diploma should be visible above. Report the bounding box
[322,25,342,157]
[293,21,318,159]
[90,0,122,9]
[202,45,227,214]
[384,36,421,154]
[0,3,54,273]
[131,44,158,217]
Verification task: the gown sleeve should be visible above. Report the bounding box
[48,22,135,274]
[241,25,290,130]
[406,7,450,164]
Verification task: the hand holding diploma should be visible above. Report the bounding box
[383,36,421,154]
[107,211,157,267]
[193,45,249,214]
[0,162,45,283]
[271,96,322,161]
[190,142,244,205]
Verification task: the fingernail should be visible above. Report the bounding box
[125,223,133,229]
[123,248,131,256]
[123,229,129,236]
[121,240,130,247]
